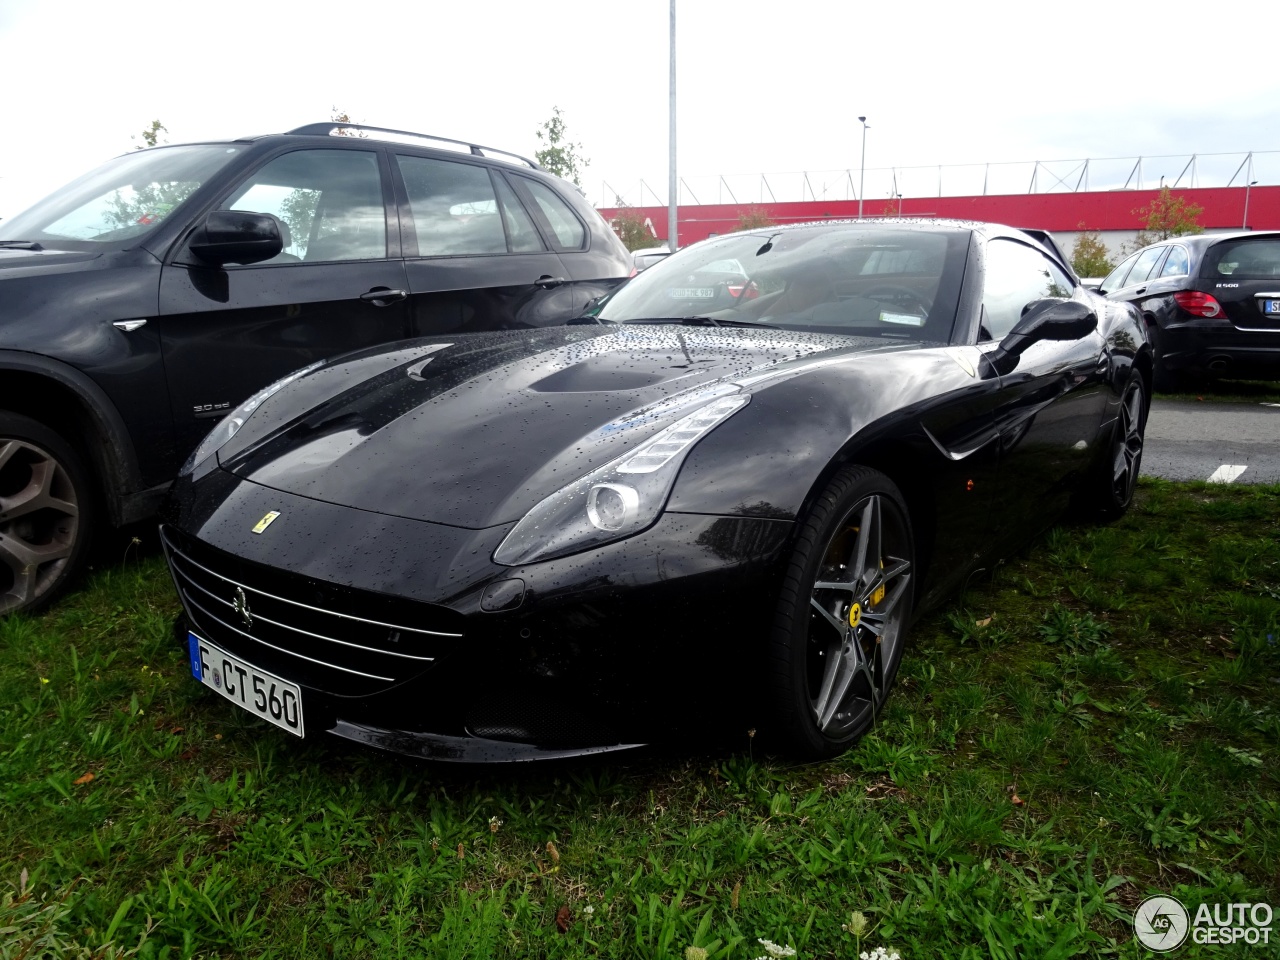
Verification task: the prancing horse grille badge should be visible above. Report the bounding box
[233,586,253,628]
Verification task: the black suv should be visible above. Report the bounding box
[1098,231,1280,389]
[0,122,632,615]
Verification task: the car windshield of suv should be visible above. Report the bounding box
[0,145,240,250]
[1202,238,1280,278]
[596,225,968,342]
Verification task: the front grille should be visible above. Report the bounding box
[161,525,463,695]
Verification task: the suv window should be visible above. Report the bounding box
[982,239,1075,341]
[520,178,586,249]
[1201,238,1280,278]
[397,155,514,256]
[224,149,385,262]
[493,174,545,253]
[1,145,241,249]
[1159,245,1190,278]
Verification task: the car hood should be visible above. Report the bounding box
[0,246,103,273]
[223,325,901,528]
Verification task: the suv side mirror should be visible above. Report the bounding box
[188,211,283,266]
[984,299,1097,376]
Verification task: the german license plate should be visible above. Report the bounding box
[668,287,716,299]
[188,632,305,737]
[1263,299,1280,315]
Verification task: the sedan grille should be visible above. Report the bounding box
[160,526,463,695]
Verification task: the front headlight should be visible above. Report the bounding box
[180,360,326,478]
[493,394,749,566]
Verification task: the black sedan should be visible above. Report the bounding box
[1098,231,1280,389]
[161,220,1151,762]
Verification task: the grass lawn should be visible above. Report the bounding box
[1155,379,1280,405]
[2,479,1278,959]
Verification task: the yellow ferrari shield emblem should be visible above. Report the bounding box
[848,602,863,628]
[252,511,281,534]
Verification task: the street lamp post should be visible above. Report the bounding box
[1243,180,1258,230]
[668,0,678,251]
[858,116,868,219]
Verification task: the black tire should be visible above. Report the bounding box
[767,466,915,759]
[1075,372,1147,521]
[0,412,96,617]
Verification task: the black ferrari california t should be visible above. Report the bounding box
[161,220,1151,762]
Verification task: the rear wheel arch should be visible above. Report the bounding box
[0,353,144,526]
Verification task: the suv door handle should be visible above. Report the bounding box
[360,287,407,305]
[1132,287,1146,296]
[534,275,567,289]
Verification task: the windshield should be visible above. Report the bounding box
[597,224,969,342]
[0,144,241,249]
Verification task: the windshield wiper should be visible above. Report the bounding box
[621,317,779,329]
[0,240,43,250]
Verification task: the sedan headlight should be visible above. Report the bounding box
[493,394,750,566]
[181,360,326,477]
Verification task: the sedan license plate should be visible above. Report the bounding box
[188,632,304,737]
[1263,300,1280,316]
[668,287,716,299]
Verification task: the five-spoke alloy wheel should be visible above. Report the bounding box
[770,467,915,758]
[0,413,93,617]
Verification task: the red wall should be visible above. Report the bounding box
[601,186,1280,247]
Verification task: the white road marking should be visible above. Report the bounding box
[1207,464,1248,483]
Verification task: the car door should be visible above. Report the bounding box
[391,153,578,335]
[508,172,629,315]
[1105,243,1169,314]
[980,238,1110,548]
[157,146,409,465]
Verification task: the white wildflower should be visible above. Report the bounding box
[754,938,797,959]
[859,948,901,960]
[583,905,594,917]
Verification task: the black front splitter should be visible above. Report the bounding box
[330,719,646,763]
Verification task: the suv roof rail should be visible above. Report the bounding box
[285,123,542,169]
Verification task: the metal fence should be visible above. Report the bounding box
[599,150,1280,210]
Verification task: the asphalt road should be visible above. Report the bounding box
[1142,399,1280,484]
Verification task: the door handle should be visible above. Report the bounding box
[534,275,567,289]
[1133,287,1146,296]
[360,287,407,305]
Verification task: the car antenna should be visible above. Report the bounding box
[756,233,782,256]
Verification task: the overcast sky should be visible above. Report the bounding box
[2,0,1278,218]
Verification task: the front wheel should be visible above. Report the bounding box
[0,412,95,617]
[1075,373,1147,521]
[767,467,915,759]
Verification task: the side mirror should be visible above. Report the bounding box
[984,299,1097,376]
[188,211,283,266]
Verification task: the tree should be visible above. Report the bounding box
[534,107,588,186]
[131,119,167,150]
[330,107,367,138]
[610,199,661,251]
[734,207,775,231]
[1070,222,1115,278]
[1132,186,1204,243]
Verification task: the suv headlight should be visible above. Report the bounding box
[493,394,750,566]
[180,360,326,478]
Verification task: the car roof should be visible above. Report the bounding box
[1142,230,1280,249]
